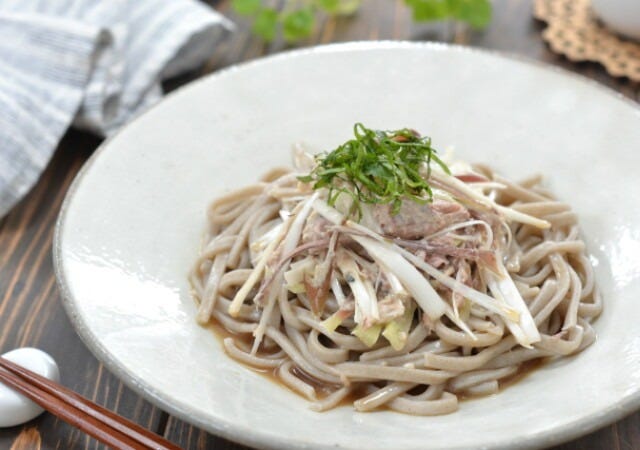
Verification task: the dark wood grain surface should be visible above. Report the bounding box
[0,1,638,449]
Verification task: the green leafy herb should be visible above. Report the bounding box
[232,0,491,43]
[316,0,362,14]
[298,123,450,218]
[252,8,279,41]
[404,0,491,28]
[282,8,315,42]
[405,0,449,21]
[231,0,262,16]
[449,0,491,29]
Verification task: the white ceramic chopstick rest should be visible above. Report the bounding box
[0,348,60,427]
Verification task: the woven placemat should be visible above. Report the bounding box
[534,0,640,81]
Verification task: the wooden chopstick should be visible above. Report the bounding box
[0,356,181,450]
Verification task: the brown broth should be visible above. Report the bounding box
[206,319,336,395]
[207,320,551,410]
[459,357,549,402]
[207,317,255,349]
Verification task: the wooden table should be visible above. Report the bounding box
[0,1,638,449]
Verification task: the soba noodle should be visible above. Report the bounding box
[190,128,600,415]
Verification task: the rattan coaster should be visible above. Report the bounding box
[534,0,640,82]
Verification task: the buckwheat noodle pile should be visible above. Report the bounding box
[190,125,600,415]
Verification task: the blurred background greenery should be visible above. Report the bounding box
[231,0,492,42]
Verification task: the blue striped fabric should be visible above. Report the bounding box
[0,0,232,218]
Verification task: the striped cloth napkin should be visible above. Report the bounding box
[0,0,232,218]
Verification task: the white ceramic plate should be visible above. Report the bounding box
[54,42,640,450]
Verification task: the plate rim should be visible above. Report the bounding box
[53,40,640,450]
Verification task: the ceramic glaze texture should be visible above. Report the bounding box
[54,43,640,450]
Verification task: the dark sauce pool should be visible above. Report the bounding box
[207,320,550,409]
